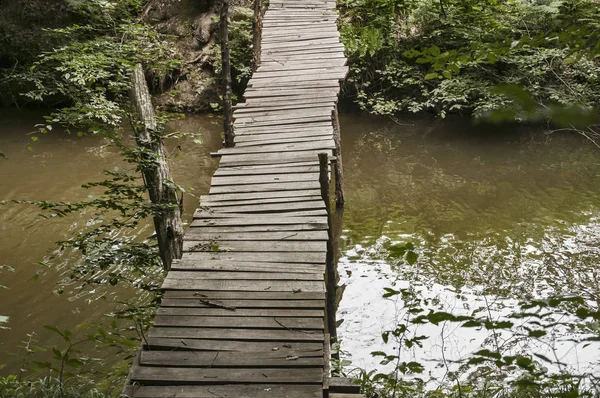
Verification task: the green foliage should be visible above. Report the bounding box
[350,285,600,397]
[0,376,113,398]
[3,1,189,293]
[212,7,254,90]
[339,0,600,122]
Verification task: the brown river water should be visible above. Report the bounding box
[1,110,600,381]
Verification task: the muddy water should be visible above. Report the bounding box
[2,109,599,381]
[0,110,223,375]
[336,115,600,382]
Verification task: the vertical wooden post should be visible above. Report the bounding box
[319,153,338,357]
[220,0,235,147]
[252,0,264,72]
[130,64,184,271]
[331,105,345,207]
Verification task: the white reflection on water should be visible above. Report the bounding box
[337,219,600,384]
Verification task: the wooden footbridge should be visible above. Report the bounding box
[122,0,363,396]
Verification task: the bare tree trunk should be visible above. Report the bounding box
[319,153,339,359]
[130,64,184,271]
[332,105,345,207]
[252,0,264,72]
[220,0,235,147]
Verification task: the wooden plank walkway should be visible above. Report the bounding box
[123,0,366,396]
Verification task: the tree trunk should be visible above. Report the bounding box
[332,105,345,207]
[252,0,263,72]
[130,63,184,271]
[220,0,235,147]
[318,153,338,356]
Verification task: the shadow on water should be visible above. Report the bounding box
[335,113,600,380]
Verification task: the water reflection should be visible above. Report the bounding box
[336,114,600,382]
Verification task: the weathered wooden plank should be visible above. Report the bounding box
[211,172,319,185]
[234,104,334,116]
[261,40,341,52]
[147,327,325,342]
[262,35,341,45]
[246,81,340,91]
[180,251,325,264]
[162,291,324,302]
[130,384,323,398]
[194,209,328,218]
[250,72,346,84]
[236,135,333,146]
[140,351,323,368]
[235,126,333,136]
[218,150,333,167]
[208,181,320,194]
[183,240,326,253]
[144,338,323,353]
[218,142,334,156]
[264,47,345,57]
[236,96,338,108]
[202,191,321,202]
[200,200,325,213]
[234,105,334,117]
[166,270,324,281]
[243,88,340,99]
[256,62,346,73]
[170,259,325,273]
[248,80,343,90]
[185,229,328,241]
[191,215,326,225]
[171,264,325,275]
[164,289,324,299]
[261,54,346,63]
[233,114,333,128]
[329,378,362,394]
[153,315,324,330]
[234,108,332,121]
[157,307,324,318]
[185,224,328,233]
[262,37,340,48]
[213,165,320,176]
[131,367,324,384]
[211,160,319,170]
[162,279,325,292]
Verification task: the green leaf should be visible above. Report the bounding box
[442,70,452,79]
[382,331,389,343]
[406,251,418,265]
[43,325,64,337]
[516,356,533,369]
[424,73,438,80]
[66,358,84,368]
[52,347,62,360]
[528,330,547,338]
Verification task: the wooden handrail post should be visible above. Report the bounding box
[331,105,345,207]
[319,153,339,358]
[252,0,265,72]
[220,0,235,147]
